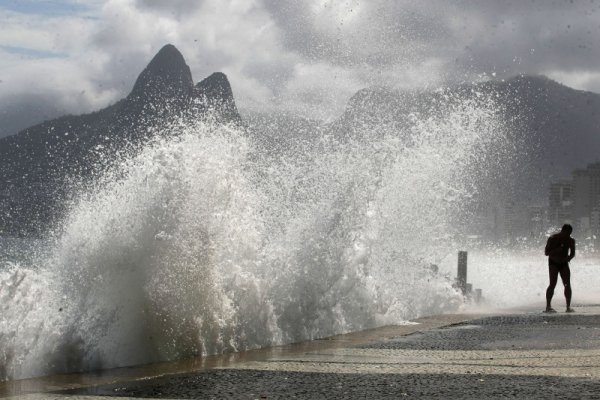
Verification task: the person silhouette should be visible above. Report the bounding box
[544,224,575,313]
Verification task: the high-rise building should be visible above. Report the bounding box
[572,162,600,231]
[492,201,533,240]
[573,169,591,222]
[527,205,547,237]
[590,207,600,236]
[548,180,573,227]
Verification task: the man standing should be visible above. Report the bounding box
[544,224,576,313]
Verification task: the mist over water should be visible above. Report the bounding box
[0,93,557,380]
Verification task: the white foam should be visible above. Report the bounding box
[0,94,532,379]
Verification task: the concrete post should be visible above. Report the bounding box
[457,250,468,295]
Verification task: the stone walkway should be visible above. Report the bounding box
[5,306,600,399]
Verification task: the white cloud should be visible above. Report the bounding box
[546,69,600,94]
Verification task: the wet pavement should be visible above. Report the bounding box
[5,306,600,399]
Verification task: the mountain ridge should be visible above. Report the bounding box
[327,74,600,237]
[0,44,242,235]
[2,42,599,238]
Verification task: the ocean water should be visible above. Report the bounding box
[2,93,594,380]
[467,250,600,309]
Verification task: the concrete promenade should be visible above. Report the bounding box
[4,305,600,399]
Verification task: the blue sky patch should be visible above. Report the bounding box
[0,45,68,59]
[0,0,95,17]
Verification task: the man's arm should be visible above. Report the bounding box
[568,239,576,261]
[544,237,553,256]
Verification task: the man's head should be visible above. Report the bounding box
[561,224,573,235]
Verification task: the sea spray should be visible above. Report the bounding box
[1,93,513,380]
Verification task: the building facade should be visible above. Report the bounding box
[548,180,573,228]
[572,162,600,233]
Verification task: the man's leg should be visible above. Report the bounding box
[546,264,559,311]
[559,265,573,311]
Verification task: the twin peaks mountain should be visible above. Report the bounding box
[0,44,241,234]
[128,44,239,123]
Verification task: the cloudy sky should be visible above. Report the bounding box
[1,0,600,137]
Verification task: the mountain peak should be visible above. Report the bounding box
[194,72,241,124]
[146,44,188,73]
[196,72,233,101]
[128,44,194,102]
